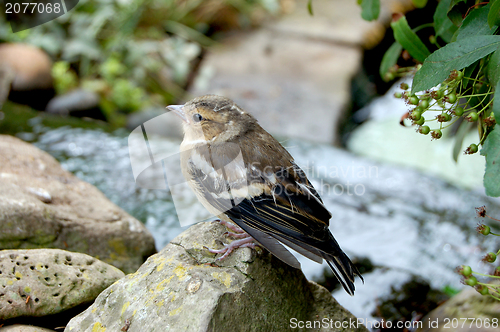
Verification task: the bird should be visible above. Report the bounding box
[167,95,362,295]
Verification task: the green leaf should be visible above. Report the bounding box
[452,121,473,162]
[391,15,430,63]
[448,0,467,26]
[379,41,402,79]
[489,0,500,28]
[481,124,500,197]
[487,47,500,87]
[307,0,313,15]
[492,80,500,123]
[434,0,457,43]
[412,35,500,94]
[361,0,380,21]
[455,5,498,41]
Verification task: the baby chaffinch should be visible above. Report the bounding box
[167,95,362,295]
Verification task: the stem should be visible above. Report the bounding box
[486,214,500,222]
[473,271,500,279]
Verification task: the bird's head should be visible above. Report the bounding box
[167,95,257,145]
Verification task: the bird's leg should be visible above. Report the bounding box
[217,219,248,239]
[206,219,259,260]
[205,237,257,260]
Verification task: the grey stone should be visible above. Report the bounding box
[0,135,156,273]
[0,325,55,332]
[65,221,368,332]
[0,249,124,320]
[45,89,100,116]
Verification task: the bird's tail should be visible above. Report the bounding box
[322,250,363,296]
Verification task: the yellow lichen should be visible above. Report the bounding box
[23,286,31,293]
[156,275,174,291]
[15,272,22,279]
[121,302,130,315]
[212,272,232,288]
[91,322,106,332]
[157,261,166,272]
[169,305,183,316]
[173,265,187,281]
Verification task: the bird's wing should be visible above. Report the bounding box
[224,162,361,295]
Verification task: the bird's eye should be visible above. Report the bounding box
[192,113,204,123]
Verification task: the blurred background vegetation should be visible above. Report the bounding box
[0,0,284,125]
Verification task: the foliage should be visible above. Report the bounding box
[457,206,500,301]
[354,0,500,303]
[0,0,281,124]
[357,0,500,198]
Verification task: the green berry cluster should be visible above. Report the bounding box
[457,206,500,300]
[394,69,496,154]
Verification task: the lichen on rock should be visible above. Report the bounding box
[65,221,368,332]
[0,249,125,320]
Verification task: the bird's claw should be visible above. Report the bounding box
[204,236,258,261]
[217,219,245,234]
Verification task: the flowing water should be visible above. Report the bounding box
[13,113,500,325]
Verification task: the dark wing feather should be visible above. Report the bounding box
[226,191,361,296]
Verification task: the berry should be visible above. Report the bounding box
[457,71,464,80]
[384,72,395,81]
[484,252,497,263]
[400,82,409,90]
[461,265,472,277]
[466,111,479,122]
[480,224,491,236]
[431,129,442,139]
[416,116,425,126]
[465,144,478,155]
[419,125,430,135]
[410,96,419,105]
[411,111,421,121]
[429,35,436,44]
[437,113,451,122]
[478,285,489,296]
[394,92,402,98]
[485,115,496,127]
[447,93,457,103]
[465,276,477,286]
[419,99,429,109]
[454,107,464,116]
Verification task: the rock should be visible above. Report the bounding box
[65,221,368,332]
[45,89,105,121]
[417,286,500,332]
[0,249,124,321]
[0,325,55,332]
[0,43,54,110]
[190,0,413,144]
[0,135,156,273]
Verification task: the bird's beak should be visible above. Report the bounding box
[166,105,188,123]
